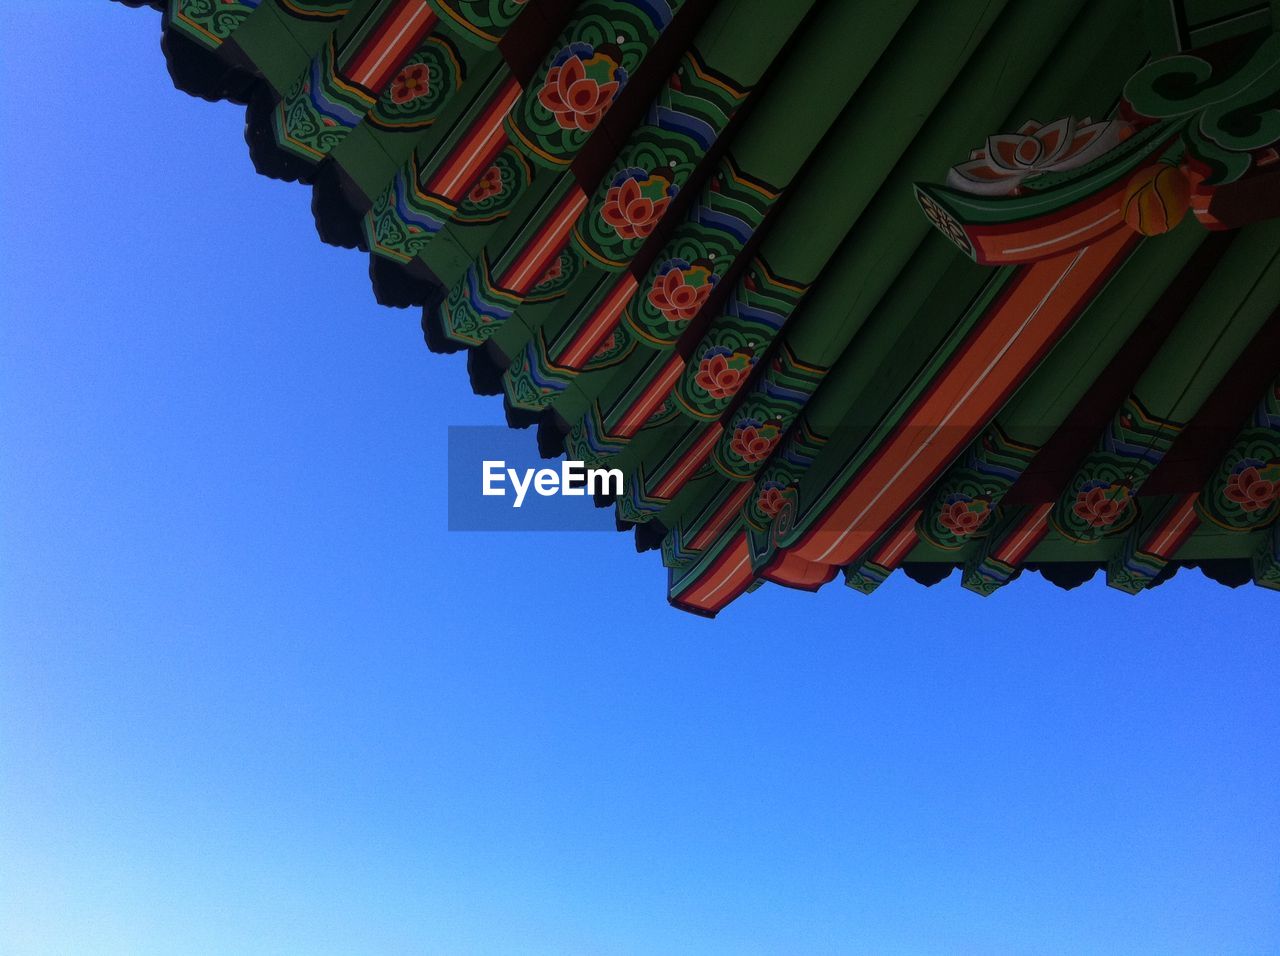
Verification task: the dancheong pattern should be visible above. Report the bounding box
[128,0,1280,613]
[915,37,1280,264]
[1196,381,1280,532]
[277,37,374,159]
[584,323,636,369]
[917,425,1041,551]
[276,0,350,19]
[709,345,826,482]
[1049,396,1183,543]
[673,259,809,421]
[453,147,534,225]
[627,159,779,347]
[505,0,680,168]
[367,37,466,131]
[172,0,261,49]
[502,155,778,414]
[440,252,516,345]
[572,52,749,269]
[741,422,825,538]
[524,247,584,303]
[442,38,748,351]
[433,0,531,47]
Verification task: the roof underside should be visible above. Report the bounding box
[118,0,1280,611]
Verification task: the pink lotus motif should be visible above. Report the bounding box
[938,495,989,538]
[729,418,781,464]
[1225,460,1279,513]
[693,346,753,400]
[1072,480,1131,529]
[537,43,625,133]
[756,481,788,518]
[647,258,716,323]
[601,168,674,241]
[946,117,1129,196]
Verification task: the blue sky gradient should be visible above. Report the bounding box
[2,5,1278,953]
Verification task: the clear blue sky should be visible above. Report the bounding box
[2,5,1277,954]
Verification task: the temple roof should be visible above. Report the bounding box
[117,0,1280,612]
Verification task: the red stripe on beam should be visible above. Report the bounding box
[992,503,1052,565]
[1146,493,1200,556]
[346,2,439,92]
[558,275,640,368]
[687,483,754,553]
[652,424,723,500]
[791,229,1136,570]
[872,510,923,567]
[676,223,1138,614]
[424,78,522,199]
[498,188,589,292]
[615,355,685,437]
